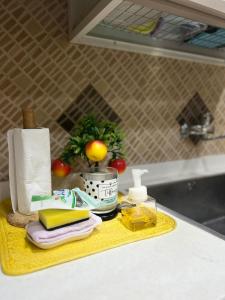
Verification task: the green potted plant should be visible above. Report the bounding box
[57,115,126,174]
[51,115,127,217]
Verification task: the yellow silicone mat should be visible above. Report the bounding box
[0,199,176,276]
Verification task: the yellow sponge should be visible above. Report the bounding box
[39,209,90,230]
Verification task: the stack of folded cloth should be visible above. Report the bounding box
[26,210,102,249]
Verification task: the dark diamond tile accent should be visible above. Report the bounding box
[57,84,121,134]
[176,92,213,144]
[57,114,74,132]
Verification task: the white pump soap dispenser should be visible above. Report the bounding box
[128,169,148,203]
[121,169,157,231]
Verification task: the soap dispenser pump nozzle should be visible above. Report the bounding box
[128,169,149,203]
[132,169,148,187]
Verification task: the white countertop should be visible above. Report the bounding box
[1,155,225,300]
[1,209,225,300]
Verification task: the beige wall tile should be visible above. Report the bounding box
[1,0,225,180]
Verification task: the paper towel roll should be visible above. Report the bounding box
[8,128,52,214]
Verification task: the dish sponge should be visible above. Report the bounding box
[39,209,90,230]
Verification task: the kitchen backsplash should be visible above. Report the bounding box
[1,0,225,181]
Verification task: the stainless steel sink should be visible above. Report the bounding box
[147,174,225,236]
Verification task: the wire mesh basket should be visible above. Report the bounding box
[93,0,225,49]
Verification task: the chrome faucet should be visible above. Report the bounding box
[180,112,215,139]
[180,112,225,141]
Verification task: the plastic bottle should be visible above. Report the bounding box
[121,169,157,231]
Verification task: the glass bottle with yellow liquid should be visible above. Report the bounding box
[120,169,157,231]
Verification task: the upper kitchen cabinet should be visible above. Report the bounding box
[68,0,225,65]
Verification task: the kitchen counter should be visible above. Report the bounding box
[1,155,225,300]
[1,208,225,300]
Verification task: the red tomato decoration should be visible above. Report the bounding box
[52,159,71,177]
[109,159,127,174]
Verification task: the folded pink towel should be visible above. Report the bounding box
[26,213,102,244]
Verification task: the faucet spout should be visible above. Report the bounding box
[180,112,215,140]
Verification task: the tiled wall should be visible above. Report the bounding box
[1,0,225,181]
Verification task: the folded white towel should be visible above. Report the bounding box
[7,128,52,214]
[26,213,102,244]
